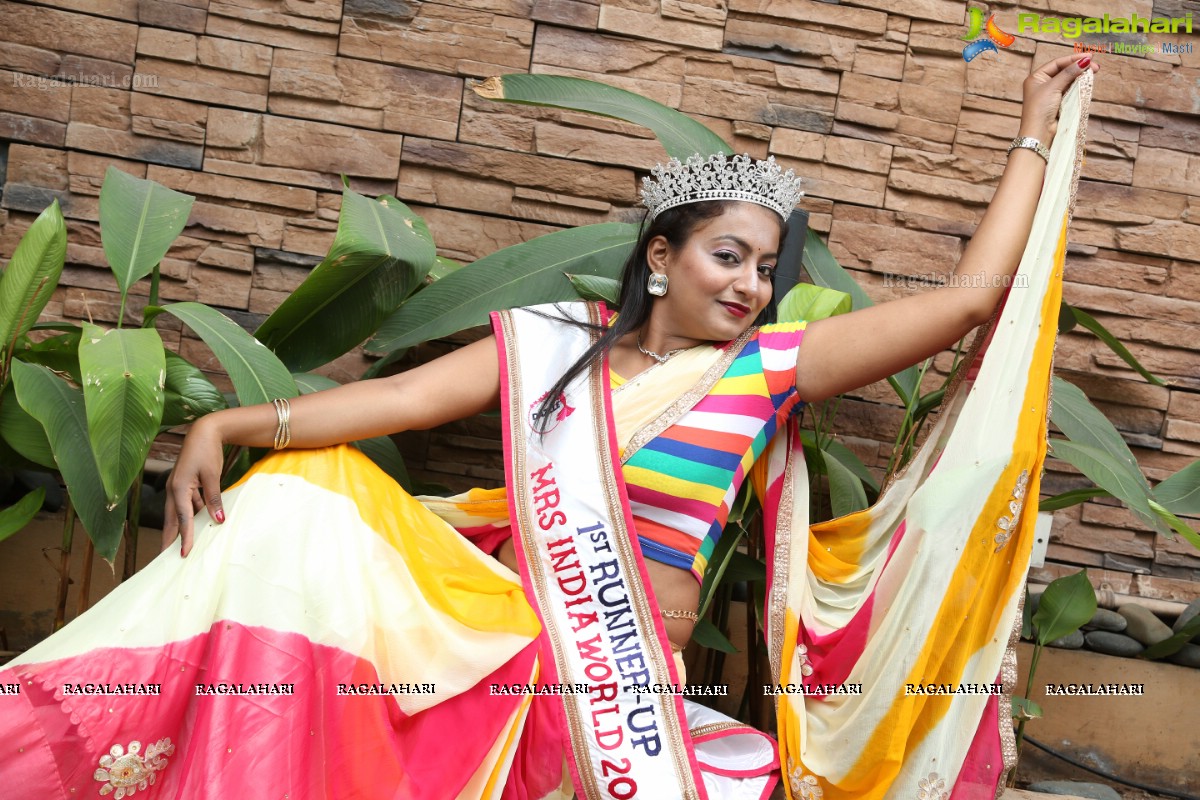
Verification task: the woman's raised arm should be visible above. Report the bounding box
[163,334,501,556]
[795,54,1096,405]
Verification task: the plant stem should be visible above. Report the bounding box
[76,537,94,617]
[53,495,76,632]
[1011,640,1043,780]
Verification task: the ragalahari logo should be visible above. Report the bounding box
[962,6,1016,61]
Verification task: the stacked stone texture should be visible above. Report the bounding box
[1,0,1198,598]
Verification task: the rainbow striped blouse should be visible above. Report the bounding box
[620,322,808,580]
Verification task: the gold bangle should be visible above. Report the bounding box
[272,398,291,449]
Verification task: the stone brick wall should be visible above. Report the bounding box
[1,0,1198,597]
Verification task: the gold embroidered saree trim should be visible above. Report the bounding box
[689,721,747,738]
[622,326,757,464]
[766,428,797,683]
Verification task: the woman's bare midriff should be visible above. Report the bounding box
[495,537,701,651]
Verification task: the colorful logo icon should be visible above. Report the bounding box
[962,7,1016,61]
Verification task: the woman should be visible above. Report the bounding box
[0,55,1095,799]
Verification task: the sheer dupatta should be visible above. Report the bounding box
[763,73,1093,800]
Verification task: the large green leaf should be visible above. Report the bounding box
[1153,460,1200,517]
[1069,306,1165,386]
[801,228,920,406]
[1148,500,1200,551]
[565,273,621,304]
[149,303,297,406]
[0,200,67,359]
[17,328,83,386]
[0,383,55,468]
[777,282,852,324]
[692,618,738,654]
[10,360,127,561]
[473,74,730,160]
[368,223,637,352]
[255,191,436,372]
[1032,569,1096,645]
[0,486,45,544]
[78,324,166,504]
[1140,614,1200,660]
[99,167,194,300]
[1049,376,1160,530]
[1037,487,1110,512]
[823,446,869,517]
[1048,438,1160,532]
[161,350,227,429]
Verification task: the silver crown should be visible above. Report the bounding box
[640,153,804,221]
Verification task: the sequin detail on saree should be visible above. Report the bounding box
[994,469,1029,552]
[787,758,824,800]
[93,738,175,798]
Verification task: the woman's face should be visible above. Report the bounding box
[647,202,781,343]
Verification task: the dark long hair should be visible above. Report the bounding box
[531,200,787,432]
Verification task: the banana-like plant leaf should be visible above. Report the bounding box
[0,200,67,361]
[1049,376,1160,530]
[368,223,637,353]
[0,383,55,468]
[18,329,83,386]
[0,486,45,544]
[293,372,340,395]
[78,324,166,505]
[99,167,194,299]
[1032,569,1096,646]
[473,74,730,160]
[821,436,880,493]
[692,617,738,654]
[801,228,920,406]
[255,191,436,372]
[1037,487,1111,512]
[1140,614,1200,660]
[777,282,852,324]
[565,273,621,304]
[823,446,869,518]
[1153,460,1200,517]
[427,256,464,283]
[360,348,409,381]
[162,350,227,429]
[149,303,297,406]
[1048,438,1160,532]
[1070,306,1165,386]
[1057,299,1077,334]
[10,360,127,561]
[1148,500,1200,551]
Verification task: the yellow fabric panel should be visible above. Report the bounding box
[237,445,541,642]
[834,216,1066,797]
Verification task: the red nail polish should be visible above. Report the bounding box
[215,509,225,523]
[1078,56,1092,68]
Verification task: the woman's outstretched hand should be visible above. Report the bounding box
[162,415,227,558]
[1019,53,1099,145]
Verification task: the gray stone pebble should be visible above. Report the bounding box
[1173,597,1200,643]
[1026,780,1122,800]
[1084,630,1144,657]
[1117,603,1174,646]
[1046,630,1084,649]
[1168,642,1200,668]
[1081,608,1127,633]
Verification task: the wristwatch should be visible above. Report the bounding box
[1008,136,1050,162]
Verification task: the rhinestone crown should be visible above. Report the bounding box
[641,153,804,221]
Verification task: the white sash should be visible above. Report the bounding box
[492,303,707,800]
